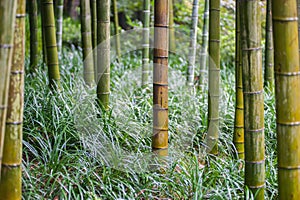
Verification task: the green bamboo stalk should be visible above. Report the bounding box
[272,1,300,198]
[55,0,64,55]
[198,0,209,88]
[169,0,175,52]
[90,0,97,82]
[0,0,25,198]
[97,0,110,110]
[41,3,48,64]
[142,0,150,86]
[207,0,220,155]
[28,0,39,72]
[80,0,94,86]
[112,0,121,59]
[264,0,274,89]
[152,0,169,156]
[42,0,61,89]
[240,1,265,198]
[233,0,244,159]
[187,0,199,86]
[0,0,17,175]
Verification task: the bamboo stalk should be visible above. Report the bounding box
[142,0,151,86]
[28,0,39,72]
[97,0,110,110]
[90,0,97,82]
[80,0,94,86]
[112,0,121,59]
[264,0,274,89]
[42,0,61,89]
[198,0,209,88]
[207,0,220,155]
[240,1,265,198]
[187,0,199,86]
[55,0,64,56]
[152,0,169,156]
[0,0,25,198]
[41,3,48,64]
[272,0,300,198]
[233,0,244,159]
[169,0,175,52]
[0,0,17,175]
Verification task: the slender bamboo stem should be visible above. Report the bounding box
[298,0,300,56]
[80,0,94,86]
[240,1,265,198]
[41,3,47,64]
[233,0,244,159]
[198,0,209,88]
[0,0,17,176]
[152,0,169,156]
[169,0,175,52]
[272,0,300,198]
[28,0,39,72]
[55,0,64,56]
[90,0,97,82]
[207,0,220,155]
[187,0,199,86]
[264,0,274,89]
[97,0,110,110]
[42,0,61,89]
[112,0,121,59]
[142,0,151,86]
[0,0,25,198]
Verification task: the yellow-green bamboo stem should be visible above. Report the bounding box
[90,0,97,82]
[142,0,150,86]
[42,0,61,89]
[187,0,199,86]
[152,0,169,156]
[198,0,209,88]
[41,3,47,64]
[169,0,175,52]
[0,0,17,175]
[97,0,110,110]
[207,0,220,155]
[264,0,274,89]
[233,0,244,159]
[0,0,25,198]
[240,1,265,198]
[272,0,300,198]
[80,0,94,86]
[55,0,64,56]
[112,0,121,59]
[28,0,39,72]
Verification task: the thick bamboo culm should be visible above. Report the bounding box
[240,1,265,198]
[96,0,110,110]
[90,0,97,82]
[142,0,150,86]
[0,0,25,198]
[198,0,209,88]
[152,0,169,156]
[80,0,94,86]
[233,0,244,159]
[28,0,39,72]
[187,0,199,86]
[207,0,220,155]
[55,0,64,56]
[42,0,61,89]
[169,0,175,52]
[112,0,121,59]
[298,0,300,55]
[0,0,17,174]
[264,0,274,88]
[272,0,300,198]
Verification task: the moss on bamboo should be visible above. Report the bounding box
[80,0,94,86]
[272,0,300,198]
[152,0,169,156]
[0,0,25,198]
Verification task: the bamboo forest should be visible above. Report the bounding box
[1,0,300,199]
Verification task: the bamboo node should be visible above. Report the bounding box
[242,47,262,51]
[6,121,23,125]
[272,16,298,22]
[245,127,264,133]
[243,90,263,95]
[275,71,300,76]
[0,44,13,49]
[16,14,26,18]
[277,121,300,126]
[11,70,24,75]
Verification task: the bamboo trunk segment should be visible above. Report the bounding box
[28,0,39,72]
[56,0,64,55]
[142,0,151,86]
